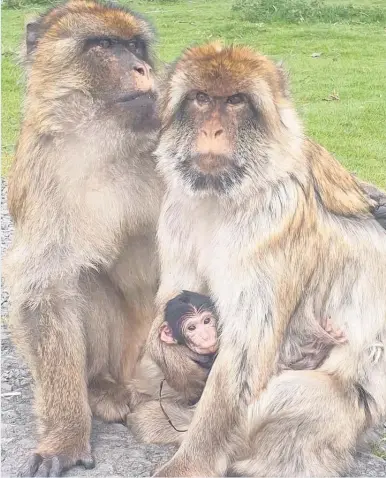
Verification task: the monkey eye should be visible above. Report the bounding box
[187,324,196,331]
[227,94,245,105]
[127,40,137,52]
[204,317,211,324]
[99,38,116,48]
[196,92,210,105]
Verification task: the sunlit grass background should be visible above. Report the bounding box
[2,0,386,186]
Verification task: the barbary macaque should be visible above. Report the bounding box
[128,291,220,445]
[144,42,386,477]
[3,1,163,476]
[128,292,347,446]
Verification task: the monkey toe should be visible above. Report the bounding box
[335,329,346,341]
[18,453,43,477]
[18,452,95,477]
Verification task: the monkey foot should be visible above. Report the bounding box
[323,317,346,343]
[18,451,95,477]
[89,378,133,423]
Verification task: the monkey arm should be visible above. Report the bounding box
[147,310,209,403]
[13,288,95,477]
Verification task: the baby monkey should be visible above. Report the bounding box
[160,291,218,371]
[160,290,346,374]
[128,291,347,445]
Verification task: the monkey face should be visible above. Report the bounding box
[156,42,295,197]
[82,35,154,103]
[26,1,159,133]
[169,91,255,195]
[81,32,159,133]
[182,312,218,355]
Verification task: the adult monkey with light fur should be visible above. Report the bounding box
[146,43,386,476]
[3,1,163,476]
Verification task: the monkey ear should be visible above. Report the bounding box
[276,61,291,99]
[159,322,178,345]
[26,21,40,55]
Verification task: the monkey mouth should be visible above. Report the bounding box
[193,153,230,174]
[176,156,246,194]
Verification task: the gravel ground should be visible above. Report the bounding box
[1,178,386,477]
[1,178,13,319]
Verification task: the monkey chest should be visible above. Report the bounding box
[192,218,252,290]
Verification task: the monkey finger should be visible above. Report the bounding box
[35,458,52,477]
[77,454,96,470]
[330,326,346,342]
[323,317,334,333]
[47,453,95,476]
[18,451,95,477]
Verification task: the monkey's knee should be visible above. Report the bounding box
[127,400,192,445]
[231,371,362,476]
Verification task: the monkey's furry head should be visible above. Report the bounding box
[156,42,304,199]
[22,0,156,102]
[165,291,215,344]
[21,0,160,139]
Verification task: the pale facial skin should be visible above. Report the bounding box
[182,312,218,354]
[160,311,218,355]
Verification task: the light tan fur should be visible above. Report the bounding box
[127,352,195,446]
[145,42,386,476]
[3,1,163,475]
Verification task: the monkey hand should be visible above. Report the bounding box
[18,443,94,477]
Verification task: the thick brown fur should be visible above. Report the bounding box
[3,1,163,476]
[145,42,386,476]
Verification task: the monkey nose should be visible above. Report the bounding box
[200,128,224,140]
[133,62,154,92]
[133,62,152,80]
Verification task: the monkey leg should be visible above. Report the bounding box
[83,273,152,423]
[230,370,367,477]
[128,400,194,446]
[11,298,94,477]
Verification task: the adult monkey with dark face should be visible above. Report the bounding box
[146,42,386,476]
[3,1,163,476]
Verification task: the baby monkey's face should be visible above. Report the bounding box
[182,311,218,355]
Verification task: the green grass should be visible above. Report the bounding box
[233,0,386,24]
[1,0,386,188]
